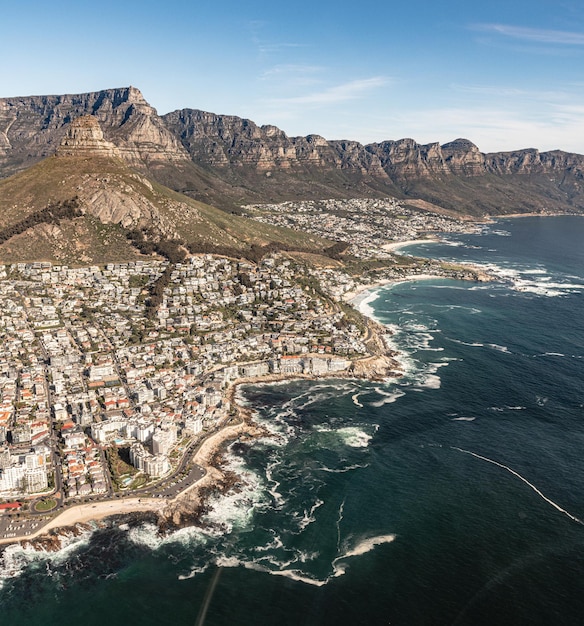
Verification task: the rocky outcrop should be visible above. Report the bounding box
[352,137,488,188]
[49,115,193,233]
[57,115,120,158]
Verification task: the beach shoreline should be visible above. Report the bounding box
[342,274,441,306]
[0,498,167,547]
[381,237,441,253]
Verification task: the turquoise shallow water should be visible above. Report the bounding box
[1,216,584,625]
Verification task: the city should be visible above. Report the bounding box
[0,250,408,541]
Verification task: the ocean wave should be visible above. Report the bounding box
[356,290,382,321]
[202,454,270,534]
[351,392,364,408]
[265,460,285,508]
[336,427,373,448]
[248,563,329,587]
[228,531,398,588]
[447,337,485,347]
[297,499,324,531]
[337,533,397,560]
[293,384,357,410]
[0,525,94,587]
[450,446,584,526]
[430,304,482,314]
[316,462,370,474]
[489,406,526,412]
[330,533,397,579]
[413,361,449,390]
[474,261,583,297]
[313,425,373,449]
[486,343,511,353]
[177,564,210,580]
[370,387,406,407]
[416,374,441,389]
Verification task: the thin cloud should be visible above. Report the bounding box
[451,83,573,102]
[260,64,325,79]
[248,20,309,57]
[269,77,389,106]
[259,64,325,88]
[257,43,308,54]
[474,23,584,45]
[381,104,584,153]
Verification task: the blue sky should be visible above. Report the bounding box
[2,0,584,153]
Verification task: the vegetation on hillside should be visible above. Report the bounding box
[0,198,82,245]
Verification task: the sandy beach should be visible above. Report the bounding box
[381,237,440,253]
[343,274,440,305]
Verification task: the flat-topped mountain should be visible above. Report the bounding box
[1,86,584,215]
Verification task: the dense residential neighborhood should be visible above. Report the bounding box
[0,252,390,535]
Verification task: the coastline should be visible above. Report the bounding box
[0,265,456,547]
[0,253,469,548]
[381,237,440,253]
[343,273,440,306]
[0,351,406,547]
[493,211,575,219]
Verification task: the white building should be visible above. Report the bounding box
[239,361,269,378]
[144,454,170,478]
[88,363,114,381]
[184,415,203,435]
[152,428,177,456]
[91,419,126,444]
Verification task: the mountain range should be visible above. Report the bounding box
[2,86,584,217]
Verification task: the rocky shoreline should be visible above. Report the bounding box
[155,342,402,533]
[0,262,492,553]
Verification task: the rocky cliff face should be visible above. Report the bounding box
[0,86,189,176]
[1,86,584,215]
[365,137,584,180]
[57,115,121,158]
[162,108,584,182]
[162,108,387,175]
[162,108,584,213]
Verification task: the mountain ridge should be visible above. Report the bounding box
[1,86,584,215]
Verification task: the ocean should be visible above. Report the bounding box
[1,215,584,625]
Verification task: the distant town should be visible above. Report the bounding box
[246,198,479,259]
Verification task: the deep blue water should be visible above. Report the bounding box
[1,216,584,625]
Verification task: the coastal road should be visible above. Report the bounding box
[128,463,206,500]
